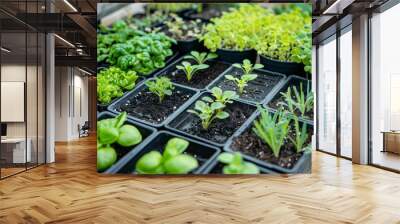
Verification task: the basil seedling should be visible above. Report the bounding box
[218,152,260,174]
[145,77,175,103]
[135,137,198,174]
[176,61,209,81]
[97,112,143,172]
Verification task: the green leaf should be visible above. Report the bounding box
[164,137,189,159]
[218,152,234,164]
[164,154,199,174]
[216,111,229,119]
[136,151,163,174]
[98,126,119,145]
[117,125,142,147]
[97,146,117,172]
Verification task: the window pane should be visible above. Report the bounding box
[340,28,352,158]
[318,37,337,154]
[371,4,400,171]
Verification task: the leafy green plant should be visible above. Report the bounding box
[224,59,263,94]
[225,74,257,95]
[98,22,176,75]
[97,67,139,104]
[146,3,199,13]
[218,152,260,174]
[210,87,239,105]
[201,4,269,51]
[280,82,313,117]
[233,59,264,75]
[176,61,209,81]
[145,77,175,103]
[188,98,229,130]
[288,116,309,153]
[135,137,199,174]
[254,8,312,74]
[292,82,314,117]
[252,106,290,158]
[165,14,203,41]
[97,112,143,172]
[184,51,217,65]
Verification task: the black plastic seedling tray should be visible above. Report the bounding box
[166,92,257,147]
[259,55,306,77]
[156,55,231,91]
[264,75,313,124]
[97,111,157,174]
[203,155,277,174]
[97,77,145,113]
[105,131,221,175]
[215,48,257,64]
[206,66,287,105]
[224,111,312,174]
[107,78,200,128]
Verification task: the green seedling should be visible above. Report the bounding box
[188,99,229,130]
[279,87,294,113]
[292,82,314,117]
[232,59,264,75]
[288,116,309,153]
[252,106,290,158]
[218,152,260,174]
[97,112,143,172]
[184,51,217,65]
[225,74,258,95]
[135,137,199,174]
[210,87,239,105]
[145,77,174,103]
[176,61,209,81]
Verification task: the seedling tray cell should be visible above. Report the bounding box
[98,111,157,174]
[106,131,221,175]
[207,66,287,105]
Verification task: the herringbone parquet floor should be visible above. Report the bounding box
[1,135,400,224]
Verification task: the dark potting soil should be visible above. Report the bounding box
[267,81,314,120]
[176,103,255,144]
[230,124,312,169]
[164,61,230,89]
[211,68,282,102]
[116,89,194,125]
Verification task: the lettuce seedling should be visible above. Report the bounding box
[188,99,229,130]
[218,152,260,174]
[232,59,264,75]
[184,51,217,65]
[97,112,143,172]
[252,106,290,158]
[288,116,309,153]
[210,87,239,105]
[225,74,258,95]
[176,61,209,81]
[145,77,175,103]
[135,137,199,174]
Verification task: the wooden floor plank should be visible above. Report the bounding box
[0,135,400,224]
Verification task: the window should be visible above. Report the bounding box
[317,36,337,154]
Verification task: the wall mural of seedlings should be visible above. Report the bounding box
[97,3,312,175]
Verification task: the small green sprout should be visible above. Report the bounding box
[252,106,290,158]
[145,77,174,103]
[288,116,309,153]
[210,87,239,105]
[184,51,218,65]
[188,99,229,130]
[218,152,260,174]
[225,74,258,95]
[232,59,264,75]
[176,61,209,81]
[135,137,199,174]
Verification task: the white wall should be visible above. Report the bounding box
[54,67,89,141]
